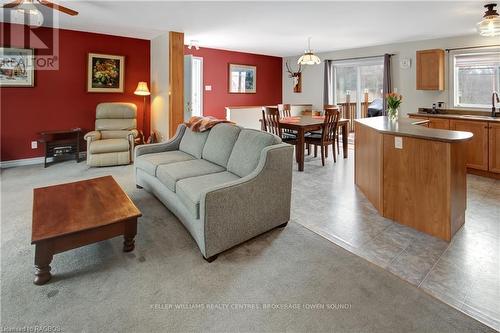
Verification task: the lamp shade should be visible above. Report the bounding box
[477,3,500,37]
[298,52,321,65]
[477,16,500,36]
[297,37,321,65]
[134,82,150,96]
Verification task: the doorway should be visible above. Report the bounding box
[184,55,204,120]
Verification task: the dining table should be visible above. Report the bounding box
[279,115,350,171]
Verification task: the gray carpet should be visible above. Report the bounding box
[0,162,494,332]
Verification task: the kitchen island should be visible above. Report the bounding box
[354,116,473,241]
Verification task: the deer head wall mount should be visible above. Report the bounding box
[286,60,302,93]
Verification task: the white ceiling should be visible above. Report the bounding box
[1,1,495,56]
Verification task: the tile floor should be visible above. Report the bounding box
[292,147,500,331]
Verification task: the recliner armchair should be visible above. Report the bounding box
[84,102,139,167]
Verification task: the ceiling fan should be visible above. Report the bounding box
[2,0,77,26]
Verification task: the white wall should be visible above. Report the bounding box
[150,33,170,141]
[283,34,499,116]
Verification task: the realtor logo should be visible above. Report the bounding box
[1,7,60,71]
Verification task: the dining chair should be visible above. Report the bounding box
[305,107,340,166]
[262,106,281,136]
[326,104,342,155]
[262,106,298,145]
[278,104,299,142]
[278,104,292,118]
[307,105,340,158]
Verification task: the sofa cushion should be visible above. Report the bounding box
[179,128,210,158]
[176,171,240,219]
[135,150,194,176]
[156,159,225,192]
[89,139,129,154]
[227,129,281,177]
[202,123,241,167]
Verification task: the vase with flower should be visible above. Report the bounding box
[386,92,403,121]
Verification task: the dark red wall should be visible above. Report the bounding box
[0,23,150,161]
[184,46,282,119]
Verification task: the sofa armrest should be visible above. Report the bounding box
[199,143,294,257]
[84,131,101,142]
[134,124,186,159]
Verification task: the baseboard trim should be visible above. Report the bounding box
[0,157,45,169]
[1,153,87,169]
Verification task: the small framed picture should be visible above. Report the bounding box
[228,63,256,93]
[87,53,125,93]
[0,47,35,87]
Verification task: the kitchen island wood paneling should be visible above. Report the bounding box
[408,112,500,179]
[355,117,472,241]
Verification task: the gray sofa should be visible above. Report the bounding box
[134,123,294,261]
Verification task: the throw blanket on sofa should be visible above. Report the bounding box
[186,116,233,132]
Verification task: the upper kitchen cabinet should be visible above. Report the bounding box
[416,49,445,91]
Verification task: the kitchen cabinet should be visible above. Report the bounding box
[428,117,450,129]
[408,115,429,126]
[408,115,449,129]
[450,119,489,171]
[489,122,500,173]
[416,49,445,91]
[355,117,470,241]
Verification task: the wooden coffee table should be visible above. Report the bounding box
[31,176,142,285]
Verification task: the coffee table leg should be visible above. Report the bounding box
[123,218,137,252]
[34,242,53,285]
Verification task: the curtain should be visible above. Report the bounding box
[382,54,392,114]
[323,60,334,106]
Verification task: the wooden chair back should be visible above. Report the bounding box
[322,107,340,143]
[278,104,291,118]
[262,107,281,136]
[324,104,338,109]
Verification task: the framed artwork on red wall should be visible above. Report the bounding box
[0,47,35,87]
[87,53,125,93]
[228,63,256,93]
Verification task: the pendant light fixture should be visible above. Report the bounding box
[298,37,321,65]
[477,3,500,37]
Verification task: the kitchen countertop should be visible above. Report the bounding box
[355,116,473,143]
[409,112,500,122]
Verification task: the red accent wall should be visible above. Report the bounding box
[0,23,150,161]
[184,46,282,119]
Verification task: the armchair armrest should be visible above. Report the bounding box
[128,129,139,139]
[134,124,187,159]
[199,143,294,257]
[84,131,101,142]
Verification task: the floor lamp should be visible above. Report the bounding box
[134,82,151,143]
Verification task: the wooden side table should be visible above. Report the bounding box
[38,129,82,167]
[32,176,142,285]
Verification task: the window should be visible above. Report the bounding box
[333,58,384,117]
[452,51,500,109]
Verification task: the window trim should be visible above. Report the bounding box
[448,47,500,111]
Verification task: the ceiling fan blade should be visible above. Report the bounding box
[37,0,78,15]
[1,0,22,8]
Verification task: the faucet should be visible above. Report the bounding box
[493,91,500,118]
